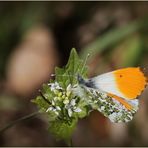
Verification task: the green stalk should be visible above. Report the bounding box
[0,111,39,133]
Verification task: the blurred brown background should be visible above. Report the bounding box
[0,1,148,146]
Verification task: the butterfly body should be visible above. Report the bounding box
[77,74,96,88]
[77,67,147,122]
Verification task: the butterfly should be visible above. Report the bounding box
[76,67,148,123]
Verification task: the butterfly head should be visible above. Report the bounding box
[77,74,85,85]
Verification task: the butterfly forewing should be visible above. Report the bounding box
[76,67,147,122]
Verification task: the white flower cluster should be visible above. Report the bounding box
[48,82,62,91]
[46,106,61,115]
[46,82,82,119]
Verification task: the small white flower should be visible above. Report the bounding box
[64,104,68,109]
[55,82,62,90]
[56,86,62,90]
[52,100,55,105]
[56,106,61,111]
[46,106,54,112]
[47,83,51,86]
[66,91,71,97]
[70,99,76,106]
[87,100,92,103]
[53,108,56,112]
[55,111,59,115]
[53,89,59,95]
[94,100,98,103]
[63,99,69,104]
[58,92,62,97]
[68,108,72,117]
[49,82,62,91]
[65,97,68,100]
[46,106,60,116]
[67,84,72,91]
[54,97,58,101]
[62,95,66,99]
[72,85,85,98]
[73,106,77,110]
[74,107,82,112]
[89,96,93,99]
[100,106,105,111]
[50,84,56,91]
[44,94,49,98]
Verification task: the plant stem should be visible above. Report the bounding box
[67,138,73,147]
[39,90,51,105]
[0,111,39,133]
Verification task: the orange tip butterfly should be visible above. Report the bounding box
[76,67,148,123]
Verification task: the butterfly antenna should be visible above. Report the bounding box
[50,73,76,78]
[51,54,90,80]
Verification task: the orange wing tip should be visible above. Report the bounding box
[139,67,148,86]
[114,67,148,99]
[136,67,148,97]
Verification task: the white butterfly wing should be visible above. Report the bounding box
[90,72,126,99]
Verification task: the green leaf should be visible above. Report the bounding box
[55,48,87,89]
[76,107,87,118]
[48,118,78,140]
[31,96,49,111]
[41,84,54,102]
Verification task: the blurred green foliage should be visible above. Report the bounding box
[80,19,148,69]
[1,2,148,78]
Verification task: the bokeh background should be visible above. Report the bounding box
[0,1,148,146]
